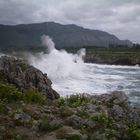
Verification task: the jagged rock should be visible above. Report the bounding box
[55,126,88,140]
[50,119,63,129]
[65,115,87,128]
[14,112,31,123]
[0,56,60,99]
[96,91,128,106]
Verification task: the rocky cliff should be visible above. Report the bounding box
[0,56,59,99]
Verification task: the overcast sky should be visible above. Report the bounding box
[0,0,140,42]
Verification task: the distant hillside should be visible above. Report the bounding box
[0,22,133,49]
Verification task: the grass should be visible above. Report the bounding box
[54,94,90,108]
[0,83,47,104]
[66,94,90,107]
[40,118,51,132]
[90,112,109,124]
[66,47,140,60]
[40,117,62,132]
[127,123,140,140]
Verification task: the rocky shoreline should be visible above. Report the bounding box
[0,56,59,99]
[0,56,140,140]
[85,55,140,66]
[0,91,140,140]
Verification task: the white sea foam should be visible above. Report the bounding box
[28,35,140,105]
[29,35,86,80]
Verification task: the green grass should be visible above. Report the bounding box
[0,83,47,104]
[66,47,140,59]
[66,94,90,107]
[127,124,140,140]
[40,118,51,132]
[40,117,62,132]
[54,94,90,108]
[91,112,109,124]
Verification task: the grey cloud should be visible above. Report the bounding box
[0,0,140,42]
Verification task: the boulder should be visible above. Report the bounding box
[0,56,59,99]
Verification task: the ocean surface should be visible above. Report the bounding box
[52,63,140,106]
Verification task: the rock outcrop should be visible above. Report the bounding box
[85,55,140,66]
[0,56,59,99]
[0,91,140,140]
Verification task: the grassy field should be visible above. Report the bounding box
[65,47,140,58]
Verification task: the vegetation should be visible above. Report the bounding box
[127,123,140,140]
[0,81,140,140]
[0,83,47,104]
[54,94,90,108]
[90,112,109,124]
[66,46,140,58]
[40,118,52,132]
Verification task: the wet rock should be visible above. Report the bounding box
[65,115,86,128]
[55,126,87,140]
[32,120,40,131]
[0,56,59,99]
[97,91,128,107]
[50,119,63,129]
[91,131,107,140]
[110,105,125,120]
[112,58,133,65]
[0,126,6,132]
[14,112,31,123]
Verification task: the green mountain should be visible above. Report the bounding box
[0,22,132,49]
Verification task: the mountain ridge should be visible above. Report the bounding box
[0,21,133,48]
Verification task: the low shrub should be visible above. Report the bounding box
[66,94,90,107]
[128,124,140,140]
[0,83,47,104]
[40,118,51,132]
[91,112,108,124]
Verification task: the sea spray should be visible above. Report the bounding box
[29,35,86,80]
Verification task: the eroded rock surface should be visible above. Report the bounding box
[0,56,59,99]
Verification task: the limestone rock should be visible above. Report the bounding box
[0,56,60,99]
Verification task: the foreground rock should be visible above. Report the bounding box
[0,56,140,139]
[0,56,59,99]
[0,90,140,140]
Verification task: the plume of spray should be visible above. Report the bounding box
[29,35,86,81]
[41,35,55,53]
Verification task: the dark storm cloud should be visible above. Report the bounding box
[0,0,140,42]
